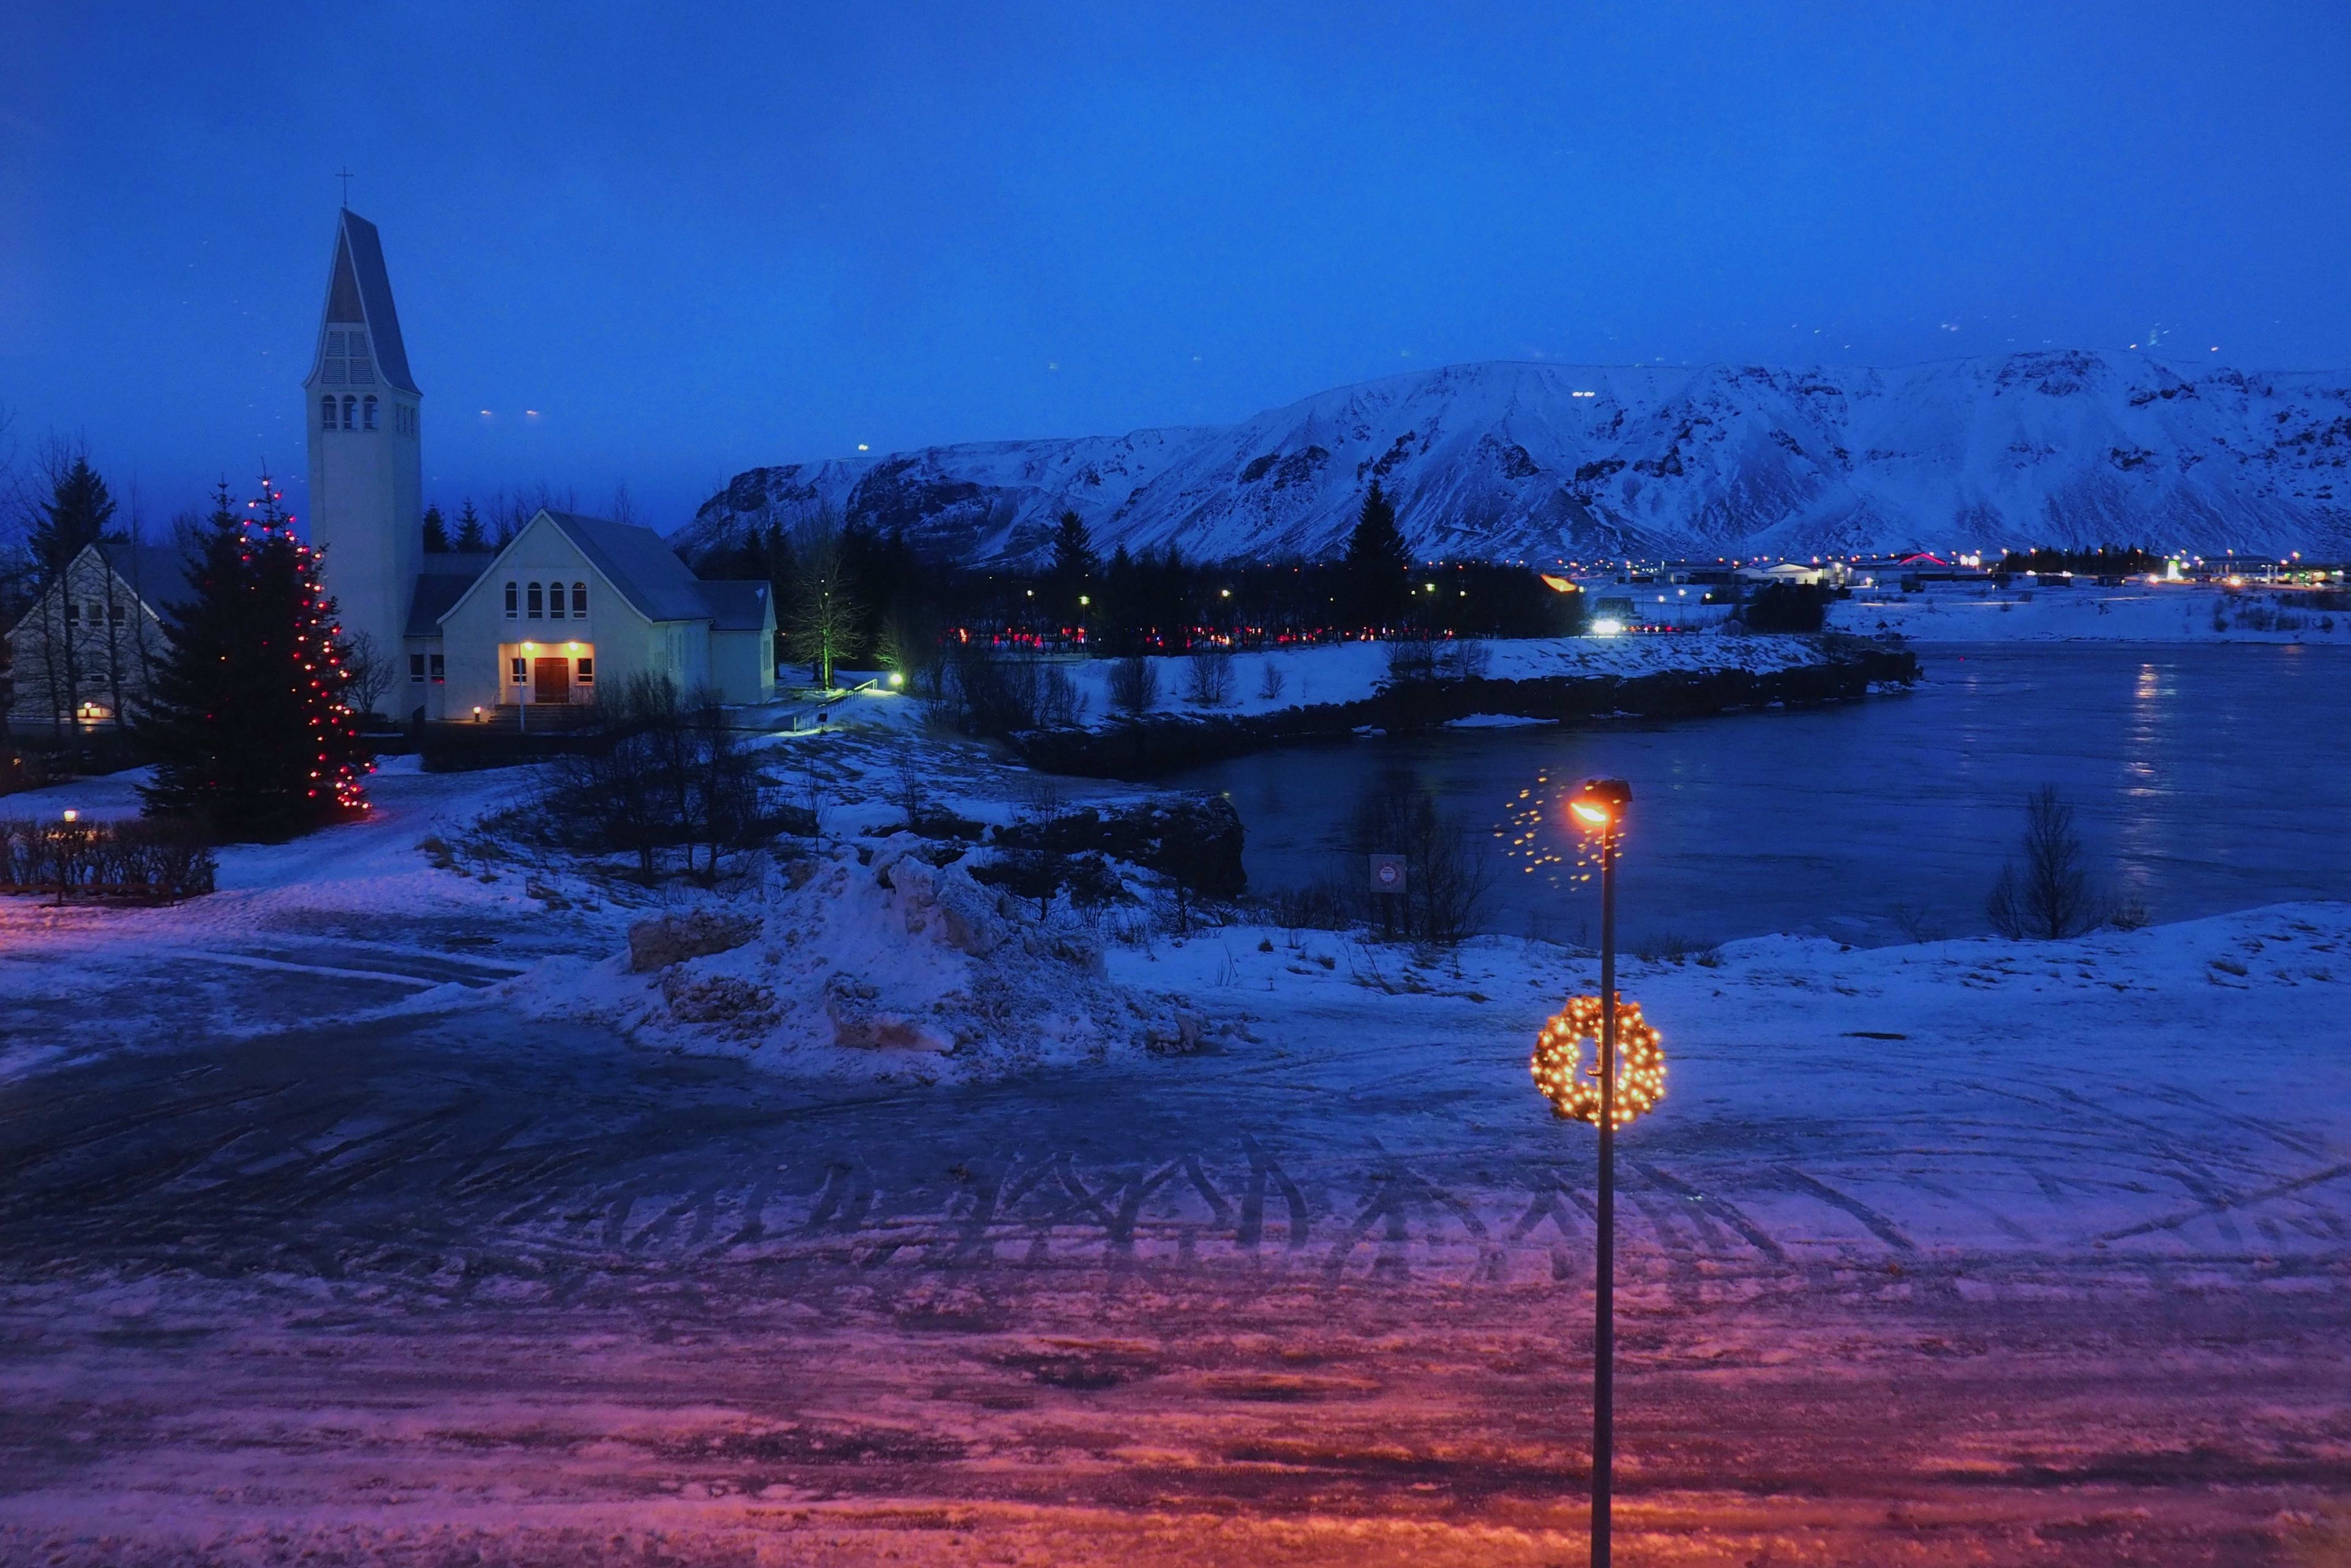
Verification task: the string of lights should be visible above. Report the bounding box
[1531,993,1666,1127]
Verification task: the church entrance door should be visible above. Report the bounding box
[531,656,572,705]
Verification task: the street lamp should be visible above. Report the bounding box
[1530,778,1642,1566]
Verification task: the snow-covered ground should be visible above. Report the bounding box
[1832,580,2351,643]
[1,709,2346,1562]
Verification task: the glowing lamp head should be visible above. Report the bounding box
[1569,798,1611,828]
[887,671,905,688]
[1570,778,1632,833]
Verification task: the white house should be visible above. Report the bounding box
[4,541,188,733]
[301,208,774,721]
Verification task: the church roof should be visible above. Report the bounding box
[406,553,498,637]
[322,209,419,395]
[538,511,769,627]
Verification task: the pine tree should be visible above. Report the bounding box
[1047,510,1096,623]
[422,504,450,552]
[1345,481,1411,630]
[452,500,488,552]
[138,477,374,841]
[32,452,117,575]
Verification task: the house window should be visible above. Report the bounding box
[571,582,588,616]
[66,602,79,625]
[341,396,356,430]
[511,656,527,685]
[576,656,594,686]
[527,582,543,618]
[429,653,444,683]
[503,582,518,618]
[362,396,378,430]
[321,396,337,430]
[409,653,426,683]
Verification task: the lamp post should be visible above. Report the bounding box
[1567,777,1630,1567]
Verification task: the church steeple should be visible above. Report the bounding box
[304,209,422,673]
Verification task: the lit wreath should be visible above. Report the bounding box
[1531,995,1665,1126]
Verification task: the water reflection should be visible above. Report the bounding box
[1169,643,2351,948]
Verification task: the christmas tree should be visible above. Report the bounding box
[138,476,374,841]
[1345,481,1411,629]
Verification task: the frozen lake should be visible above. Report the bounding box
[1170,641,2351,949]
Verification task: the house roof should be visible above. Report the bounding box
[321,209,419,395]
[406,553,498,638]
[434,511,770,632]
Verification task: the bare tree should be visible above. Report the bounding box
[1182,647,1235,707]
[786,514,862,689]
[1986,786,2096,939]
[1109,655,1159,717]
[1256,658,1286,701]
[342,631,397,722]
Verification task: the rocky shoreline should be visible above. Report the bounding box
[1010,641,1921,779]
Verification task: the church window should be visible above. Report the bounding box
[341,396,356,430]
[527,582,543,618]
[321,397,337,430]
[571,583,588,616]
[362,396,378,430]
[324,357,345,386]
[503,582,517,618]
[548,586,564,620]
[430,654,444,683]
[576,657,594,686]
[510,656,527,685]
[326,331,344,356]
[410,654,426,683]
[350,351,373,385]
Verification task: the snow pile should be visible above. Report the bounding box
[528,840,1215,1082]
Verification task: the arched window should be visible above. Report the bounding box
[547,583,565,619]
[320,396,337,430]
[571,582,588,616]
[340,396,356,430]
[362,396,378,430]
[527,582,543,618]
[503,582,518,618]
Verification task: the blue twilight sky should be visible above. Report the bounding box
[2,1,2348,533]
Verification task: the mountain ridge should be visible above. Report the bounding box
[678,351,2351,564]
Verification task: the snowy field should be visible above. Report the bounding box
[1,723,2347,1565]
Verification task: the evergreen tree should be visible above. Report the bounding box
[421,504,450,552]
[138,476,373,841]
[32,452,117,575]
[452,500,488,552]
[1345,481,1411,629]
[1047,509,1097,623]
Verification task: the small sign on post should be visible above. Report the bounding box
[1368,853,1406,895]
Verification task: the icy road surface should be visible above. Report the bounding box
[3,875,2348,1563]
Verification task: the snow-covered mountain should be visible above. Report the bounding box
[678,351,2351,564]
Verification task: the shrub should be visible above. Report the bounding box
[941,647,1088,735]
[1349,773,1491,943]
[0,817,216,902]
[1739,583,1832,633]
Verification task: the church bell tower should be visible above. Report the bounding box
[303,208,422,666]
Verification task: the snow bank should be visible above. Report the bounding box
[515,839,1217,1084]
[1060,632,1831,728]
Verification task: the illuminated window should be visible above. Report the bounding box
[321,396,337,430]
[362,396,377,431]
[510,656,526,684]
[503,582,517,618]
[527,582,543,618]
[409,654,426,683]
[571,582,587,616]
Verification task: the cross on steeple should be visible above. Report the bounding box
[337,167,353,207]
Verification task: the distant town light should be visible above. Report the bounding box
[61,809,78,823]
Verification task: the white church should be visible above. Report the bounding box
[306,208,774,721]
